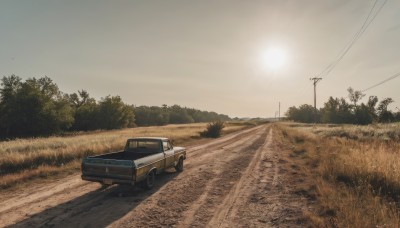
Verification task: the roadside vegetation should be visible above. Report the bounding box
[0,122,254,190]
[278,122,400,227]
[199,121,225,138]
[286,87,400,125]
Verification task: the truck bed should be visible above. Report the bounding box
[92,151,154,161]
[82,151,156,184]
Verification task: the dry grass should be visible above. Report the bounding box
[287,122,400,142]
[0,122,252,189]
[278,122,400,227]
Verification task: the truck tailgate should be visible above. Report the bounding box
[82,158,134,181]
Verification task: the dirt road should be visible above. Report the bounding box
[0,125,314,227]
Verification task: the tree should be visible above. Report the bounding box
[366,96,379,122]
[168,105,194,124]
[0,75,22,137]
[347,87,365,106]
[97,96,135,129]
[286,88,397,125]
[395,109,400,122]
[0,75,73,138]
[285,104,316,123]
[320,97,353,124]
[69,90,99,131]
[377,98,395,123]
[354,104,374,125]
[134,105,230,126]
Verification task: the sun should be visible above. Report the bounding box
[261,47,288,71]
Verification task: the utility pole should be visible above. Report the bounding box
[310,77,322,123]
[278,102,280,121]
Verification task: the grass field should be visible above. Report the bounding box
[0,121,255,190]
[279,122,400,227]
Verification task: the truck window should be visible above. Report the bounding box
[163,141,171,151]
[126,140,162,153]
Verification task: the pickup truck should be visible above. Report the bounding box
[81,137,186,189]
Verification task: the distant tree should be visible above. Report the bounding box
[337,98,354,123]
[134,106,168,126]
[168,105,194,124]
[286,88,397,125]
[366,96,379,122]
[347,87,365,106]
[377,98,395,123]
[69,90,100,131]
[285,104,316,123]
[134,104,230,126]
[0,75,73,138]
[133,106,150,126]
[0,75,22,137]
[97,96,135,129]
[320,97,353,124]
[69,90,92,108]
[395,109,400,122]
[367,96,379,109]
[320,97,340,123]
[354,104,374,125]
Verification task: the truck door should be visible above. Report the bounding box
[163,141,175,168]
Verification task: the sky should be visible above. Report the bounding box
[1,0,399,118]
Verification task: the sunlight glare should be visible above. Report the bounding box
[261,47,288,71]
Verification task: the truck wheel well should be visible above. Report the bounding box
[148,168,157,175]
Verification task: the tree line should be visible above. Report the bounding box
[0,75,230,138]
[286,87,400,125]
[134,105,230,126]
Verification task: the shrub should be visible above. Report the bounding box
[200,121,225,138]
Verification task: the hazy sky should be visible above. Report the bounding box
[1,0,399,118]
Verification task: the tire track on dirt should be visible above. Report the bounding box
[177,127,270,227]
[185,125,264,163]
[207,128,273,228]
[220,125,314,227]
[0,175,98,226]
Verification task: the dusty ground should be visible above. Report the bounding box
[0,124,316,228]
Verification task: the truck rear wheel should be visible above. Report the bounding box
[175,158,184,172]
[100,183,111,188]
[143,170,156,190]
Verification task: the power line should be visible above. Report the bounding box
[362,72,400,92]
[320,0,386,78]
[318,0,387,78]
[318,0,378,77]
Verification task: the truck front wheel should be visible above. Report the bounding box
[143,170,156,190]
[175,158,184,172]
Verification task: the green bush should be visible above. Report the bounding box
[200,121,225,138]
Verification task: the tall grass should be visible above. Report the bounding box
[279,122,400,227]
[0,122,250,189]
[288,122,400,142]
